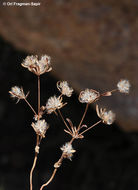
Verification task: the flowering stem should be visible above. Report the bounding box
[39,137,74,190]
[78,103,89,131]
[79,120,102,135]
[57,109,72,134]
[24,98,37,115]
[40,169,57,190]
[38,75,41,116]
[101,89,117,96]
[30,134,40,190]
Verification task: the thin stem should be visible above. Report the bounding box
[79,120,102,135]
[57,109,72,134]
[24,98,37,115]
[101,89,117,96]
[30,135,40,190]
[38,75,41,115]
[40,169,57,190]
[39,137,74,190]
[78,103,89,130]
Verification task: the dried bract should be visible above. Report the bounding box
[117,79,130,94]
[79,89,100,104]
[61,142,76,160]
[57,81,73,97]
[31,119,48,138]
[46,96,66,114]
[9,86,27,101]
[96,105,115,125]
[21,55,52,76]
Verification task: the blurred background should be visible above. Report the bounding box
[0,0,138,190]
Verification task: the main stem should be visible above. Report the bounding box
[30,135,40,190]
[38,75,40,116]
[30,75,41,190]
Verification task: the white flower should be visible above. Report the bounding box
[79,89,100,104]
[9,86,27,101]
[21,55,52,76]
[39,55,52,75]
[57,81,73,97]
[31,119,48,138]
[46,96,65,114]
[21,55,38,68]
[117,79,130,94]
[96,105,115,125]
[61,142,76,160]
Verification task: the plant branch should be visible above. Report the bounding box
[24,98,37,115]
[78,103,89,130]
[30,134,40,190]
[40,168,57,190]
[79,120,102,135]
[39,137,74,190]
[57,109,72,134]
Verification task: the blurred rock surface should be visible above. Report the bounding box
[0,0,137,130]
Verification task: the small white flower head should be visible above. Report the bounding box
[21,55,38,68]
[21,55,52,76]
[61,142,76,160]
[57,81,73,97]
[96,105,115,125]
[46,96,66,114]
[79,89,100,104]
[38,55,52,75]
[31,119,48,138]
[117,79,130,94]
[9,86,27,101]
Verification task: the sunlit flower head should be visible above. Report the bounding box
[57,81,73,97]
[31,119,48,138]
[46,96,66,114]
[79,89,100,104]
[9,86,27,101]
[96,105,115,125]
[61,142,76,160]
[21,55,52,76]
[117,79,130,94]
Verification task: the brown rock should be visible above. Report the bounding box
[0,0,137,131]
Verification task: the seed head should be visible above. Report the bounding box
[79,89,100,104]
[57,81,73,97]
[31,119,48,138]
[61,142,76,160]
[9,86,27,101]
[117,79,130,94]
[96,105,115,125]
[21,55,52,76]
[46,96,65,114]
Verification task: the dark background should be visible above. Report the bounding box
[0,36,138,190]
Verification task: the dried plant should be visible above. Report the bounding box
[9,55,130,190]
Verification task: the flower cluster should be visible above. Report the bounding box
[61,142,76,160]
[46,96,66,114]
[9,86,28,101]
[21,55,52,76]
[31,119,48,138]
[117,79,130,94]
[96,105,115,125]
[79,89,100,104]
[57,81,73,97]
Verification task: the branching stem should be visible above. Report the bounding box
[24,98,37,115]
